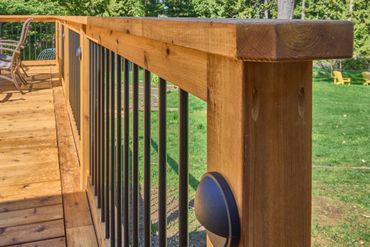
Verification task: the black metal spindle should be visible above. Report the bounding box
[132,64,139,247]
[123,59,130,247]
[158,78,167,247]
[97,43,101,202]
[93,43,97,192]
[28,26,31,60]
[105,49,111,237]
[116,55,123,247]
[179,89,189,247]
[100,46,106,212]
[110,51,116,246]
[94,44,101,197]
[45,24,48,53]
[143,70,151,247]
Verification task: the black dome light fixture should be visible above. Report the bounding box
[194,172,240,247]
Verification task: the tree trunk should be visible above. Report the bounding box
[264,0,269,19]
[349,0,353,20]
[301,0,305,19]
[278,0,295,19]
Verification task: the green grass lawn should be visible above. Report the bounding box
[129,68,369,245]
[311,69,370,246]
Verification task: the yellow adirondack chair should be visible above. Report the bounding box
[333,71,351,85]
[362,72,370,86]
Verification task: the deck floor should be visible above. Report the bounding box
[0,64,97,246]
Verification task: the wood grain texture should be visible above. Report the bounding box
[0,219,65,246]
[0,204,63,228]
[63,192,92,229]
[52,81,98,246]
[86,185,107,247]
[86,17,353,61]
[85,18,353,61]
[8,237,66,247]
[208,57,312,246]
[243,61,312,246]
[0,196,62,213]
[0,15,353,61]
[86,25,207,100]
[0,162,60,186]
[236,20,353,61]
[53,85,81,194]
[207,56,246,242]
[66,226,98,247]
[0,65,97,247]
[80,25,90,189]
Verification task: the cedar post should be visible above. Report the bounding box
[207,21,353,246]
[63,25,70,99]
[80,24,90,189]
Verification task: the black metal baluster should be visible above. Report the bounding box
[116,56,123,247]
[45,24,48,54]
[123,59,130,247]
[95,43,99,196]
[143,69,151,247]
[158,78,167,247]
[132,64,139,247]
[110,51,116,245]
[28,25,31,60]
[105,49,111,237]
[100,46,106,212]
[94,43,101,197]
[97,44,102,207]
[179,89,189,247]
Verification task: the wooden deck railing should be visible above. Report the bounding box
[0,15,353,247]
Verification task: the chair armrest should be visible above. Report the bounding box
[0,42,19,46]
[0,43,24,48]
[0,47,20,54]
[0,39,18,43]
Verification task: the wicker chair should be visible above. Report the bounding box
[0,19,32,93]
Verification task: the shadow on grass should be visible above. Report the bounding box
[150,139,200,190]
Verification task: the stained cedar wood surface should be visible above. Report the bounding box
[0,16,353,62]
[0,64,97,246]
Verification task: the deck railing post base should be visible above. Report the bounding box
[207,55,312,247]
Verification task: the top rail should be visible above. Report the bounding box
[0,15,353,62]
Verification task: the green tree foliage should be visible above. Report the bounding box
[109,0,145,16]
[0,0,66,15]
[142,0,164,17]
[163,0,195,17]
[56,0,108,16]
[352,0,370,57]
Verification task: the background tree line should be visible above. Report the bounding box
[0,0,368,66]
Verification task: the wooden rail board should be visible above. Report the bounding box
[0,65,97,246]
[0,15,353,61]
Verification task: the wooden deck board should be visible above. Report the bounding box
[0,204,64,228]
[8,237,66,247]
[0,196,62,213]
[0,219,65,246]
[0,65,97,246]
